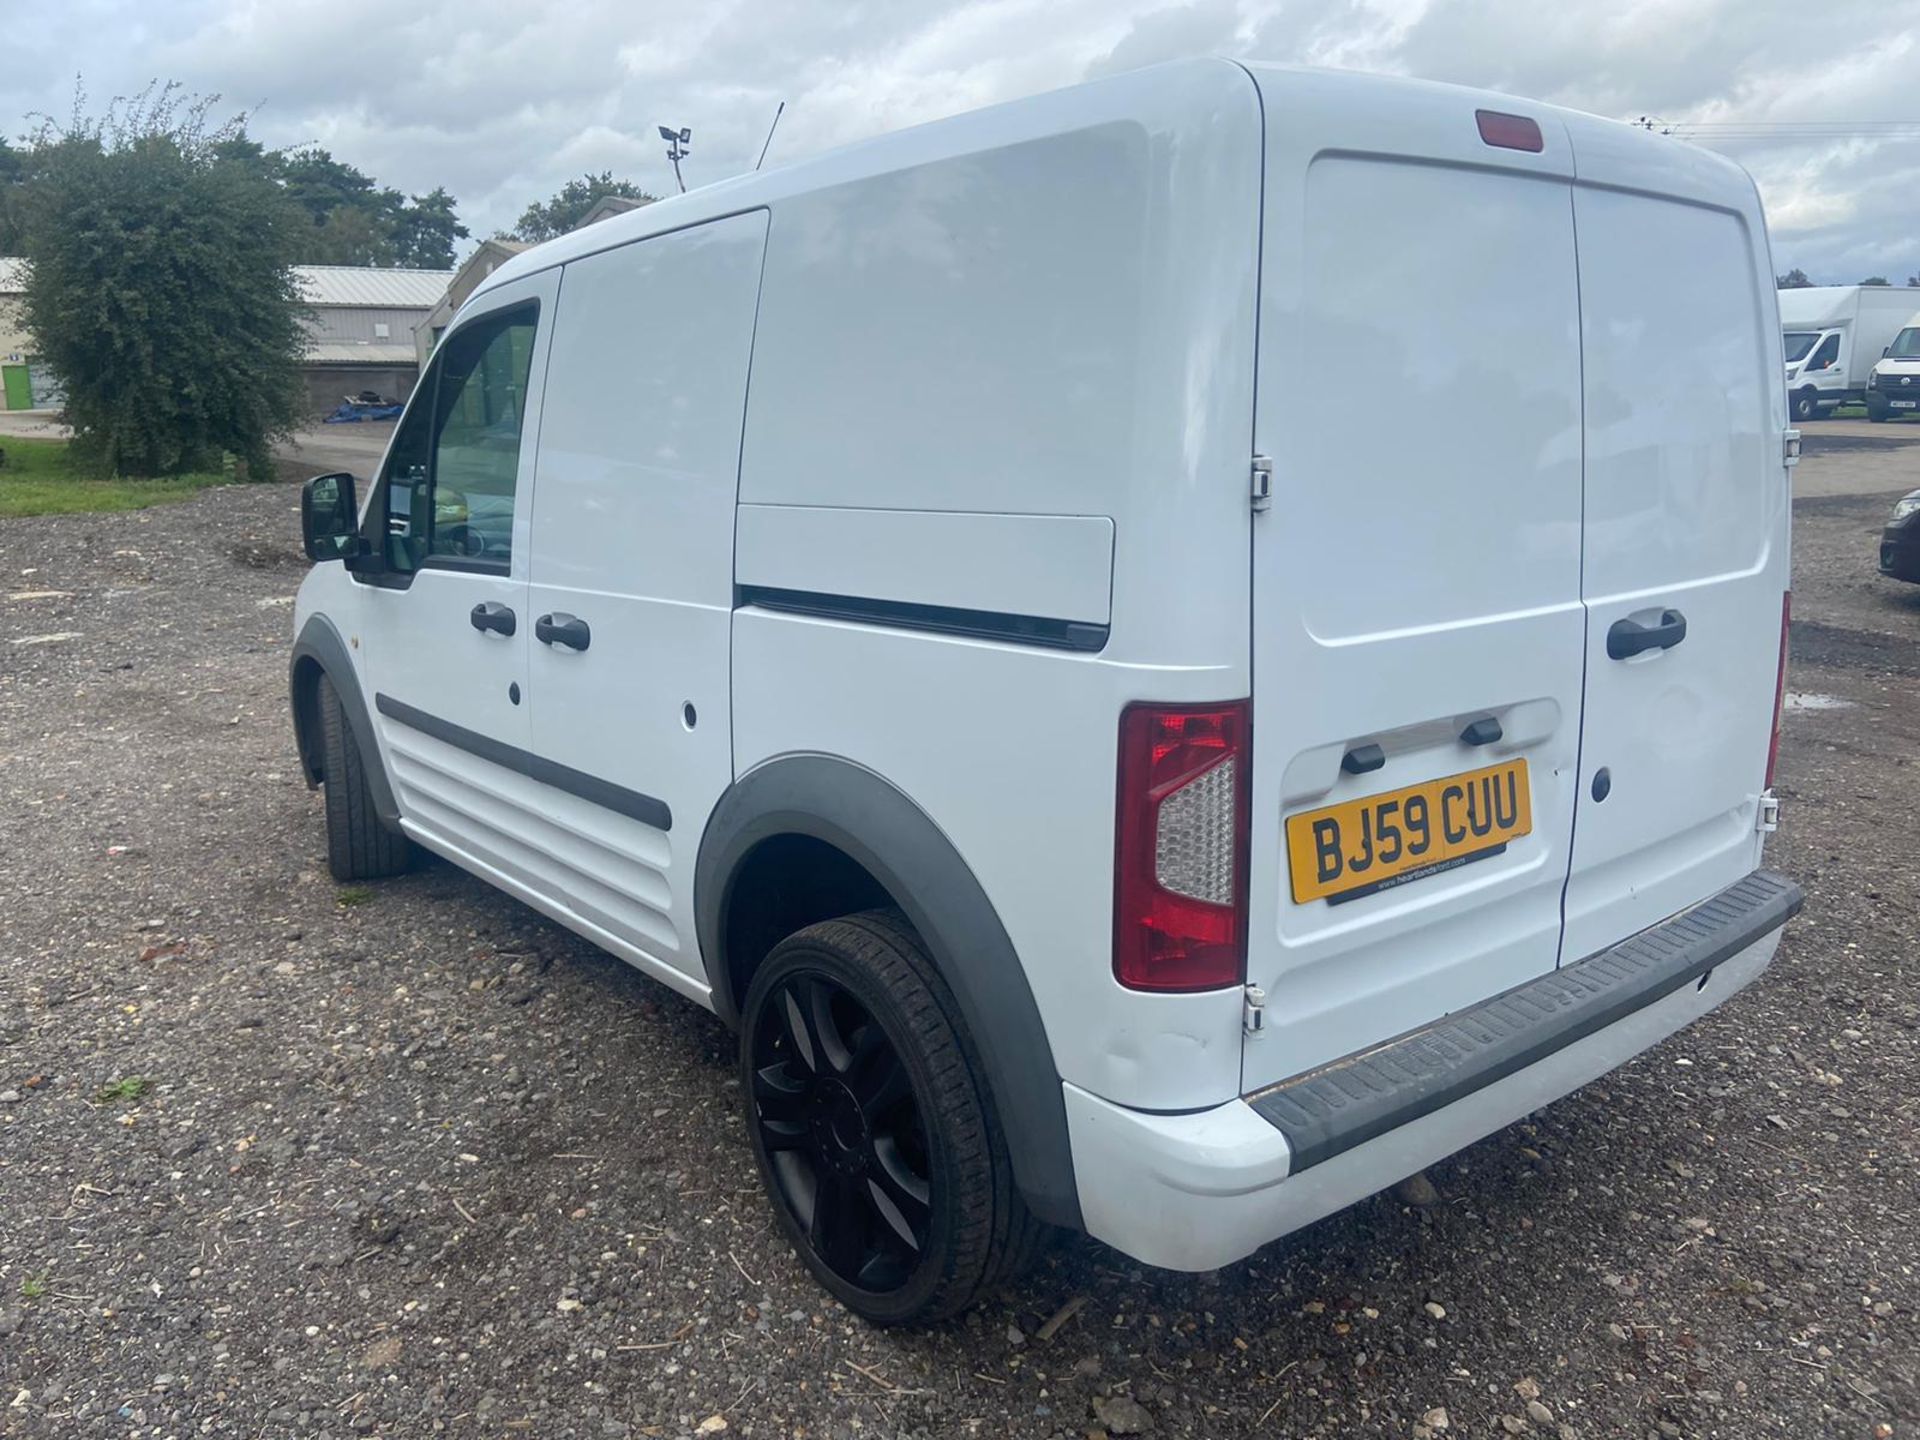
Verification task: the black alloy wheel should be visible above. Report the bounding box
[738,910,1045,1325]
[750,968,933,1292]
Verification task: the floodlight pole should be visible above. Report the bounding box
[660,125,691,193]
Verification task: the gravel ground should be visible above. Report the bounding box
[1,438,1916,1440]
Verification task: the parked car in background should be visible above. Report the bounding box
[1865,315,1920,423]
[288,60,1802,1326]
[1879,490,1920,581]
[1778,285,1917,420]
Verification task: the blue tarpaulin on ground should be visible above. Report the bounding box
[322,402,404,424]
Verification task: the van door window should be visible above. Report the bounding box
[1810,333,1840,371]
[378,304,538,577]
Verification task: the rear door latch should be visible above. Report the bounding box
[1251,455,1273,511]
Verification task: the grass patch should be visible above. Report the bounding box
[95,1076,149,1104]
[0,437,231,519]
[20,1276,47,1301]
[335,885,375,907]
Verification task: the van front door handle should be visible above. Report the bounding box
[1607,608,1687,660]
[469,602,516,637]
[535,612,591,652]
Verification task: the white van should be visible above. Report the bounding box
[1865,311,1920,421]
[291,61,1802,1325]
[1779,284,1918,420]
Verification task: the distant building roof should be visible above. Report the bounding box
[2,259,454,309]
[306,342,421,366]
[294,265,453,309]
[576,195,651,231]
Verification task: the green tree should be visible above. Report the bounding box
[0,137,27,252]
[1860,275,1890,286]
[216,143,464,268]
[394,186,468,268]
[18,83,307,478]
[1776,268,1814,289]
[310,203,397,266]
[279,148,397,227]
[507,171,657,243]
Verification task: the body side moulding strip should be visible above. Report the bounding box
[374,693,673,833]
[736,585,1110,654]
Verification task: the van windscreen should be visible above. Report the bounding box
[1889,327,1920,360]
[1782,332,1819,363]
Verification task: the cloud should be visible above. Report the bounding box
[9,0,1918,281]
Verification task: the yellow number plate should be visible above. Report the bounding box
[1286,759,1532,905]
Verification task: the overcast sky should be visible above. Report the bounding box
[10,0,1918,281]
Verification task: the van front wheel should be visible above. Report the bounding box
[1791,387,1819,422]
[739,910,1042,1325]
[318,673,412,882]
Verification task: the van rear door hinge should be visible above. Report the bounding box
[1782,429,1802,468]
[1251,454,1273,511]
[1757,789,1780,833]
[1243,984,1267,1036]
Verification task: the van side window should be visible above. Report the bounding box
[1810,334,1840,371]
[378,304,538,576]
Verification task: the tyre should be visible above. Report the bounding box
[1868,404,1889,424]
[1790,388,1819,423]
[318,673,412,882]
[740,909,1045,1325]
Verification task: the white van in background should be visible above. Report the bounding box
[289,61,1801,1325]
[1865,312,1920,422]
[1779,284,1918,420]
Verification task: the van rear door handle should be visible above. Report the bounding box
[469,602,516,637]
[1607,609,1687,660]
[535,612,591,652]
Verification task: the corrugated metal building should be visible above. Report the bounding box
[0,257,61,411]
[413,240,528,369]
[296,265,452,414]
[0,259,455,415]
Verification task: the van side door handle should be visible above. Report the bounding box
[535,612,591,652]
[469,602,516,637]
[1607,609,1687,660]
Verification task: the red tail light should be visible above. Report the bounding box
[1766,592,1790,788]
[1114,701,1250,992]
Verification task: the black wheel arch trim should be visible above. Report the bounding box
[695,754,1083,1231]
[290,614,402,831]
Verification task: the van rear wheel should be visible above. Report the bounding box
[740,910,1042,1325]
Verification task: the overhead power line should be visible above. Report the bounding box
[1633,116,1920,142]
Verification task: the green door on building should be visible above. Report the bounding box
[1,364,31,411]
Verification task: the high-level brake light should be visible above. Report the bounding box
[1477,109,1545,153]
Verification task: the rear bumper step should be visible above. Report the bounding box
[1249,869,1803,1172]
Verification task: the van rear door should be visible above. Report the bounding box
[1241,71,1588,1091]
[1556,124,1790,962]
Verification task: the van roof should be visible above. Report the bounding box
[471,58,1758,310]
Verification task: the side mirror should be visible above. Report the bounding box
[301,472,367,563]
